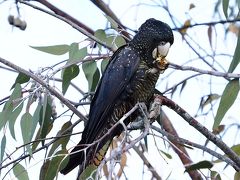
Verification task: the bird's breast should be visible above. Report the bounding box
[125,61,160,103]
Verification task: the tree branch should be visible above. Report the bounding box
[160,111,203,179]
[151,125,239,171]
[19,0,113,50]
[157,95,240,171]
[0,56,87,121]
[169,62,240,79]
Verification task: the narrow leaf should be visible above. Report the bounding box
[68,43,87,64]
[30,44,69,55]
[62,65,80,94]
[11,73,30,89]
[231,144,240,155]
[228,34,240,73]
[222,0,229,18]
[160,150,172,159]
[211,171,221,180]
[39,94,52,141]
[234,171,240,180]
[0,83,22,131]
[20,112,33,154]
[13,163,29,180]
[1,135,6,161]
[31,103,41,140]
[48,121,72,157]
[114,35,126,48]
[214,79,239,129]
[208,26,213,48]
[79,164,97,180]
[41,150,67,180]
[8,101,24,139]
[82,61,100,92]
[185,160,213,172]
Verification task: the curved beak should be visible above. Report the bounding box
[157,42,171,57]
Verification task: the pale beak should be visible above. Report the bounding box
[157,42,171,57]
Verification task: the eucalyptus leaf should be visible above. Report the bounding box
[41,150,68,180]
[228,34,240,73]
[20,112,33,154]
[0,135,6,161]
[185,160,213,172]
[62,65,80,94]
[13,163,29,180]
[30,44,69,55]
[0,83,22,131]
[214,79,239,129]
[82,61,100,92]
[11,73,30,89]
[222,0,229,18]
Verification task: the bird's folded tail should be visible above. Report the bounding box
[60,139,112,176]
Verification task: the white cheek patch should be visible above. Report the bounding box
[157,42,171,57]
[152,48,157,59]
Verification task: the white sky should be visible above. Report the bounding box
[0,0,239,179]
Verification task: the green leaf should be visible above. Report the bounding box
[30,44,69,55]
[13,163,29,180]
[94,29,107,42]
[68,43,87,64]
[20,112,33,154]
[185,160,213,172]
[222,0,229,18]
[214,79,240,129]
[31,103,41,140]
[11,73,30,89]
[40,150,68,180]
[39,94,53,141]
[0,83,22,131]
[211,171,221,180]
[101,58,109,73]
[231,144,240,155]
[1,135,6,161]
[114,35,126,48]
[79,164,97,180]
[48,121,72,157]
[105,15,118,30]
[82,61,100,92]
[228,34,240,73]
[62,65,80,94]
[8,101,24,140]
[160,150,172,159]
[234,171,240,180]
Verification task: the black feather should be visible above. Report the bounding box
[60,18,174,175]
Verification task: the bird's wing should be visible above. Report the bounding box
[82,45,140,144]
[60,45,140,175]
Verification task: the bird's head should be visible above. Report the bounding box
[130,18,174,65]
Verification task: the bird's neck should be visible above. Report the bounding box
[129,40,155,67]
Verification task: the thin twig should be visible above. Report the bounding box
[0,56,87,121]
[157,95,240,170]
[133,145,162,180]
[169,62,240,78]
[151,125,240,171]
[19,0,113,51]
[173,19,240,31]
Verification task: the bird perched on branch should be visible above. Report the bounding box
[60,18,174,176]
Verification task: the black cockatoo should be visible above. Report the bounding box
[60,18,174,176]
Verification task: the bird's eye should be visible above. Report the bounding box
[159,41,166,46]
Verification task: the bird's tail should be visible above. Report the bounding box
[60,138,112,176]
